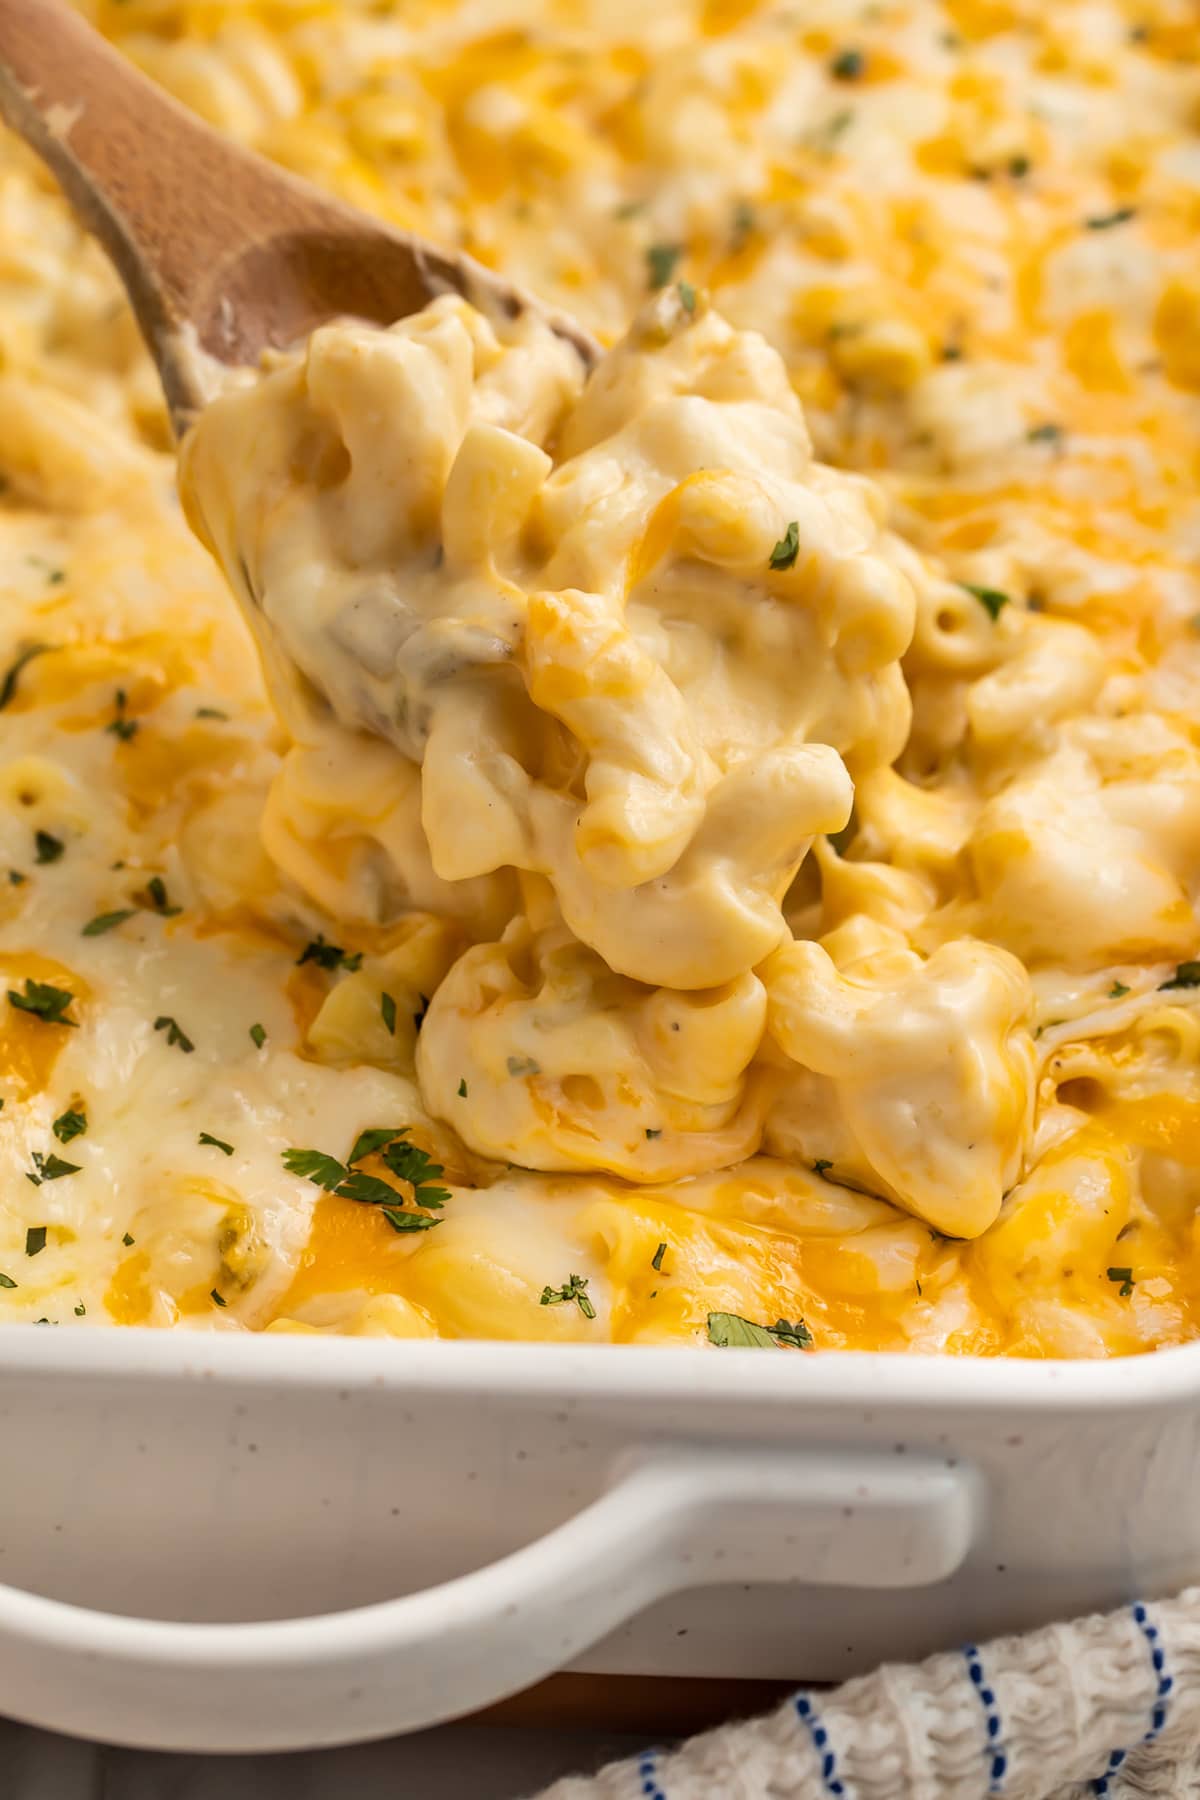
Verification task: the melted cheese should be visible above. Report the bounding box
[3,0,1200,1357]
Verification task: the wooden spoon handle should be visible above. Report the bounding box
[0,0,362,416]
[0,0,599,429]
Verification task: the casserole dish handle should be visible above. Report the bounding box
[0,1445,975,1752]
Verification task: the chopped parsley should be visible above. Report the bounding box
[1107,1266,1135,1297]
[282,1148,347,1191]
[282,1127,451,1222]
[381,1207,441,1233]
[195,707,228,720]
[74,1302,85,1316]
[730,200,756,249]
[198,1132,234,1156]
[26,1152,79,1186]
[8,978,77,1026]
[0,643,52,713]
[830,47,866,80]
[646,243,683,289]
[506,1054,541,1077]
[1009,153,1031,178]
[34,831,63,865]
[1161,962,1200,990]
[154,1015,195,1053]
[347,1127,401,1165]
[677,280,697,314]
[210,1289,227,1308]
[707,1311,813,1349]
[381,1136,451,1210]
[539,1273,596,1320]
[380,992,397,1036]
[296,934,362,973]
[25,1227,46,1257]
[770,1319,816,1349]
[652,1242,667,1272]
[812,1159,833,1178]
[122,1232,134,1246]
[960,581,1010,620]
[0,1274,16,1290]
[1109,981,1131,999]
[769,521,800,571]
[1027,422,1063,444]
[52,1107,86,1144]
[645,1127,661,1139]
[1085,206,1136,231]
[249,1022,266,1049]
[457,1077,468,1098]
[105,688,138,742]
[8,870,26,885]
[335,1172,401,1206]
[142,876,181,916]
[82,909,136,937]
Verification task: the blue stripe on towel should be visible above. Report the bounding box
[793,1691,846,1796]
[1091,1602,1174,1795]
[636,1750,667,1800]
[963,1643,1007,1790]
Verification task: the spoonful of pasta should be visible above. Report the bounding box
[0,0,599,435]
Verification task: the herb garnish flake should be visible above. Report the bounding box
[0,643,51,712]
[52,1107,86,1144]
[26,1151,79,1186]
[8,979,76,1026]
[539,1273,596,1319]
[769,521,800,571]
[707,1311,813,1349]
[960,582,1010,620]
[82,909,136,937]
[154,1015,195,1053]
[296,934,362,974]
[646,243,683,289]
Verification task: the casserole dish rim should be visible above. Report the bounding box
[5,1321,1200,1410]
[0,1323,1196,1751]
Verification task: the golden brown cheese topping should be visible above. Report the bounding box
[3,0,1200,1358]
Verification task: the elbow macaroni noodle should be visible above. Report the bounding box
[3,0,1200,1357]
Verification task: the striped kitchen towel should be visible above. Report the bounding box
[531,1588,1200,1800]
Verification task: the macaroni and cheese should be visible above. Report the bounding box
[3,0,1200,1358]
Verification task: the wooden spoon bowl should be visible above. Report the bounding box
[0,0,600,433]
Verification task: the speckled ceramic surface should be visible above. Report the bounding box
[0,1330,1197,1751]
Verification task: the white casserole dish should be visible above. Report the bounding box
[0,1329,1197,1753]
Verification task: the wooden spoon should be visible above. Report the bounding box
[0,0,600,435]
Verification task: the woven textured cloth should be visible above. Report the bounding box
[530,1589,1200,1800]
